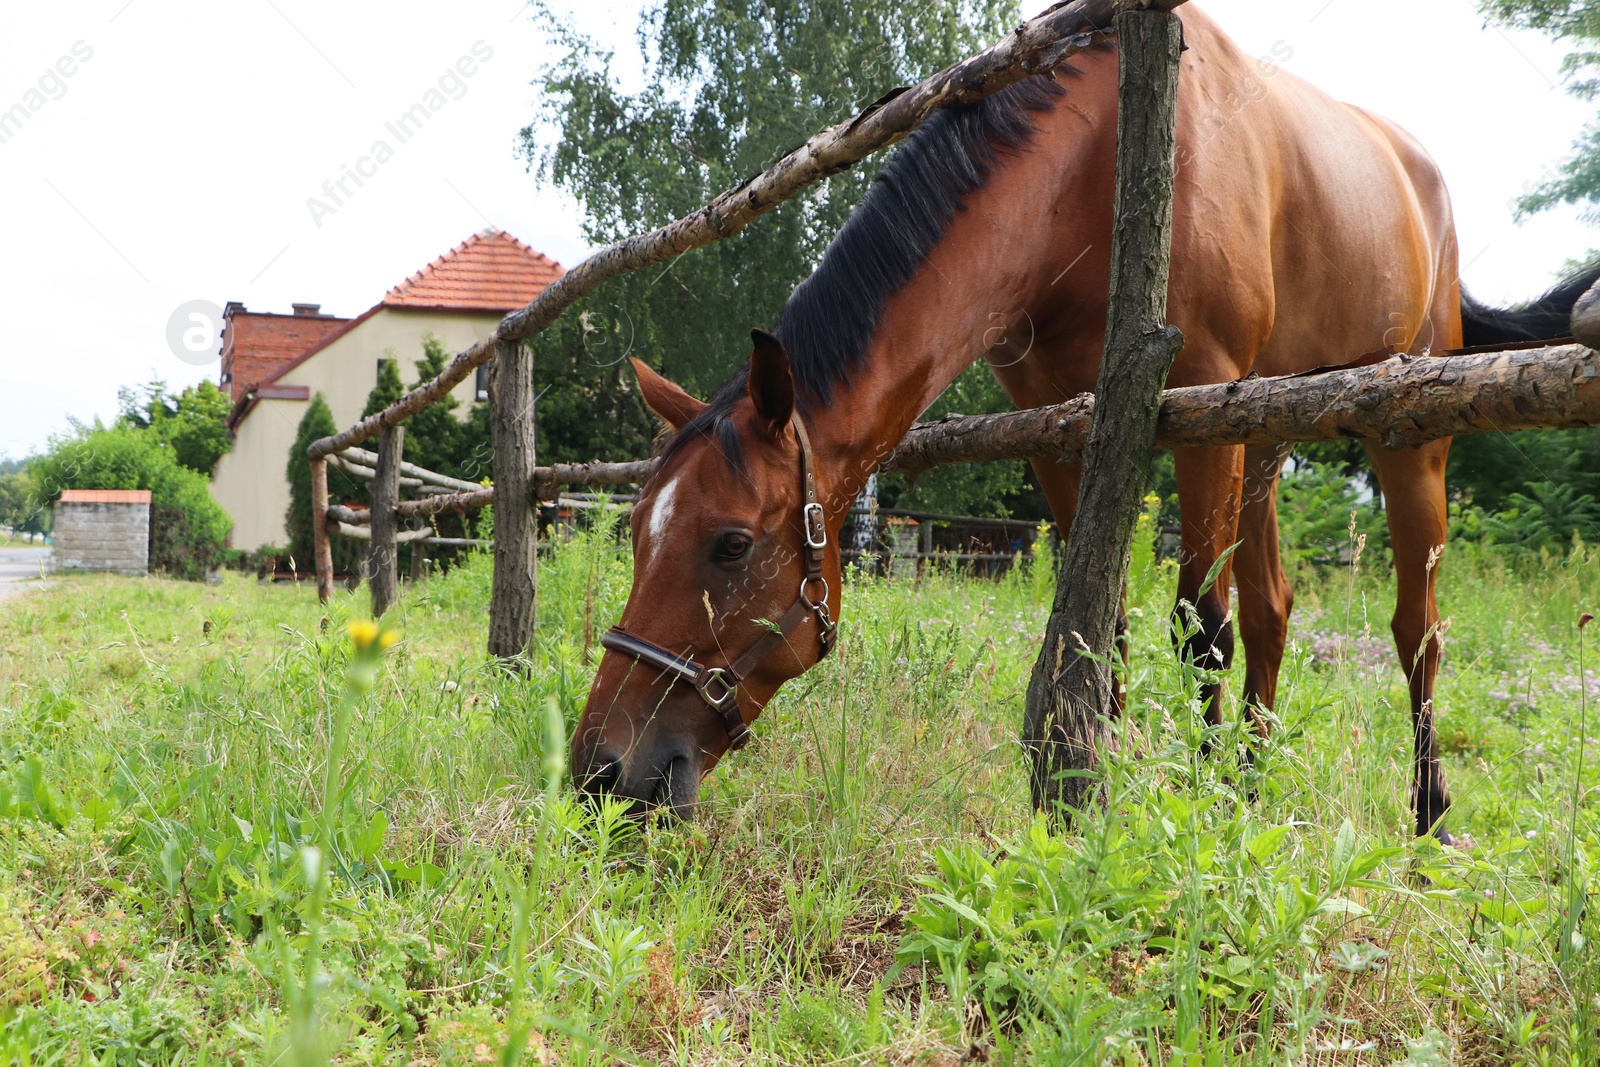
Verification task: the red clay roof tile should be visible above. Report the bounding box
[382,229,564,312]
[59,490,152,504]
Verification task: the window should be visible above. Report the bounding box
[475,364,490,403]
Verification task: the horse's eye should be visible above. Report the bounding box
[715,532,752,561]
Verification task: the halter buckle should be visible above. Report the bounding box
[694,667,738,713]
[803,502,827,550]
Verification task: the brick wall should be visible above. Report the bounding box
[53,501,150,575]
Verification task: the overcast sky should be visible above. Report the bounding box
[0,0,1594,460]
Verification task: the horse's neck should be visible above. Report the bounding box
[801,68,1117,512]
[812,191,1067,510]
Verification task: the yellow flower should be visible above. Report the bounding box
[378,629,401,650]
[347,619,380,649]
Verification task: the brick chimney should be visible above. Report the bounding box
[291,303,322,317]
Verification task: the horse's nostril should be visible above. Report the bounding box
[578,758,622,797]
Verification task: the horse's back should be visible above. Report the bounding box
[1170,6,1460,378]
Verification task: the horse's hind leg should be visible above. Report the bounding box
[1172,445,1246,736]
[1234,444,1296,738]
[1361,437,1454,841]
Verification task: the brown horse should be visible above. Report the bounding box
[573,4,1593,840]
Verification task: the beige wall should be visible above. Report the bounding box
[211,307,501,550]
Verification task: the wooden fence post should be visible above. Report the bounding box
[488,339,538,662]
[1023,2,1186,817]
[369,427,405,618]
[311,456,335,604]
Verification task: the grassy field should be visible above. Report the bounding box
[1,509,1597,1065]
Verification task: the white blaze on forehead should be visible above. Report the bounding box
[646,475,680,548]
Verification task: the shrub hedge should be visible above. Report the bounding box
[30,425,232,580]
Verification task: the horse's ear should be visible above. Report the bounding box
[747,329,794,438]
[629,357,706,431]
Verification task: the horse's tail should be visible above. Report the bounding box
[1460,260,1600,347]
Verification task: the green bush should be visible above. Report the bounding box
[117,379,234,474]
[0,470,50,538]
[30,425,231,579]
[1277,459,1388,568]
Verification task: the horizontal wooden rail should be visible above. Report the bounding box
[333,447,485,493]
[335,522,434,543]
[392,488,497,521]
[328,344,1600,534]
[881,344,1600,477]
[329,454,423,489]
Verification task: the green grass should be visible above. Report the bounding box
[1,511,1596,1065]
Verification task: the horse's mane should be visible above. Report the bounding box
[662,72,1069,472]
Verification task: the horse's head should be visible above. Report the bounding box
[572,330,842,816]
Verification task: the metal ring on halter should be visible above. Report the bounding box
[799,574,829,611]
[694,667,738,712]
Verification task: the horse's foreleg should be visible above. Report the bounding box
[1234,444,1295,737]
[1362,438,1454,841]
[1173,445,1246,733]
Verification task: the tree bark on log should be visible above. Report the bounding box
[368,426,404,618]
[304,0,1137,462]
[392,489,497,522]
[311,457,334,605]
[883,344,1600,476]
[488,340,538,662]
[534,459,659,495]
[1024,6,1185,818]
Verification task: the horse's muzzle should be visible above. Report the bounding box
[572,735,702,818]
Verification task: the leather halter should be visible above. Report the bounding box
[600,416,837,750]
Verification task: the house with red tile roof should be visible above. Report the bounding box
[210,229,564,549]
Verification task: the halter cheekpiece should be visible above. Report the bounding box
[599,416,837,750]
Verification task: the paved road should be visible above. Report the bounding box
[0,545,52,601]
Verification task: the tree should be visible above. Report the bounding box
[1479,1,1600,217]
[524,0,1039,516]
[0,470,48,539]
[362,358,404,419]
[530,311,657,468]
[117,379,233,474]
[403,336,468,479]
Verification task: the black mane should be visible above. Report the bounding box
[663,72,1068,471]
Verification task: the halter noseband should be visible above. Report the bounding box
[599,416,837,750]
